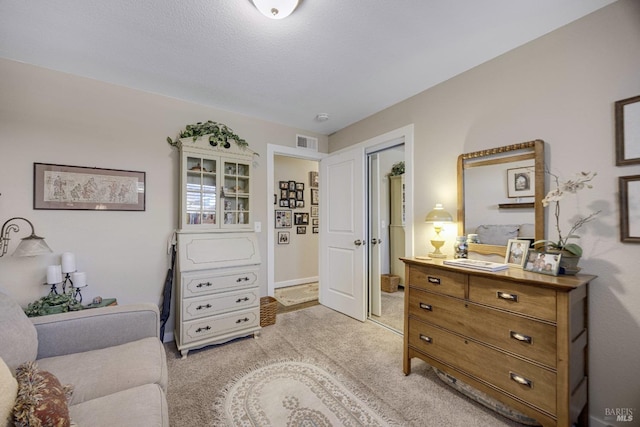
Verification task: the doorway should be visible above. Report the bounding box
[367,143,405,333]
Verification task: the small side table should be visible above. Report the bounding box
[84,298,117,309]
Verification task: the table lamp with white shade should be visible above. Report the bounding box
[425,203,453,258]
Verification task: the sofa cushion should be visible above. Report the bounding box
[69,383,168,427]
[0,292,38,372]
[0,358,18,427]
[37,337,167,405]
[13,361,73,427]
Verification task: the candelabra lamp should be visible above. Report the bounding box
[1,217,52,257]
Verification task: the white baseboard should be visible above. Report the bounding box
[274,276,319,289]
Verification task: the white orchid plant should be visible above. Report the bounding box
[534,171,600,256]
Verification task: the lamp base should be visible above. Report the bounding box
[429,239,447,258]
[429,251,447,259]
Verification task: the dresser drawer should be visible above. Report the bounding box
[181,307,259,344]
[181,267,258,297]
[182,287,259,321]
[408,319,556,414]
[469,276,556,322]
[408,288,557,367]
[408,265,465,298]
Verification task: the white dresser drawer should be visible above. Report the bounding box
[181,267,258,297]
[182,287,259,321]
[181,307,260,345]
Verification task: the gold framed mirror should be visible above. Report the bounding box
[457,140,545,258]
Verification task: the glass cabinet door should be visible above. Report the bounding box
[185,156,217,226]
[222,160,250,227]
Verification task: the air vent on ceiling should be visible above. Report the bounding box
[296,134,318,151]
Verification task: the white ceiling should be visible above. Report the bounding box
[0,0,616,135]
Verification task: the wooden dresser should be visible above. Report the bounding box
[401,257,595,427]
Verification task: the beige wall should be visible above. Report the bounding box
[329,1,640,423]
[0,58,327,341]
[274,155,318,286]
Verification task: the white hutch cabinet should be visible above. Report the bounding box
[174,136,261,358]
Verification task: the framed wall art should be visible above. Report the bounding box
[311,188,319,205]
[297,226,306,234]
[34,163,145,211]
[619,175,640,243]
[277,231,290,244]
[275,210,292,228]
[506,167,534,198]
[309,171,319,188]
[615,95,640,166]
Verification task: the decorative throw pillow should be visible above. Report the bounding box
[13,361,73,427]
[475,224,520,246]
[0,357,18,427]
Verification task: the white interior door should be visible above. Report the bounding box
[319,146,366,321]
[368,153,382,317]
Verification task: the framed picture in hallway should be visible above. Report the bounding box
[277,231,290,244]
[275,210,292,228]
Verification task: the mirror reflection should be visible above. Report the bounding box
[457,140,545,258]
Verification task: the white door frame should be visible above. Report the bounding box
[266,123,415,301]
[267,144,326,296]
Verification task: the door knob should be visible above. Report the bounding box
[371,238,382,245]
[354,239,363,246]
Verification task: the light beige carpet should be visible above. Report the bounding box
[165,304,524,426]
[216,360,399,426]
[274,282,318,306]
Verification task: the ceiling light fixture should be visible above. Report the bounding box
[315,113,329,122]
[252,0,299,20]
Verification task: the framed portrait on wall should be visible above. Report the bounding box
[277,231,290,244]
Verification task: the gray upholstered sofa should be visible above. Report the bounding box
[0,291,168,426]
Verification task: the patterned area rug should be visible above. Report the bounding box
[215,360,399,426]
[274,283,318,306]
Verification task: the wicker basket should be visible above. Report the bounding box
[381,274,400,293]
[260,296,278,327]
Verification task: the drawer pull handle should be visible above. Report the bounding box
[195,326,211,333]
[427,276,441,285]
[419,334,432,344]
[196,304,212,310]
[196,282,212,288]
[236,297,250,303]
[510,331,533,344]
[510,372,533,388]
[236,317,250,324]
[236,277,250,282]
[497,291,518,302]
[419,302,432,311]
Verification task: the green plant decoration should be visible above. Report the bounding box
[24,292,83,317]
[167,120,251,151]
[389,161,405,176]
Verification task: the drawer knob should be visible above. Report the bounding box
[195,325,211,333]
[236,317,250,324]
[510,372,533,388]
[196,303,212,310]
[427,276,441,285]
[236,297,250,303]
[196,282,213,288]
[497,291,518,302]
[419,302,433,311]
[419,334,432,344]
[236,277,250,282]
[510,331,533,344]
